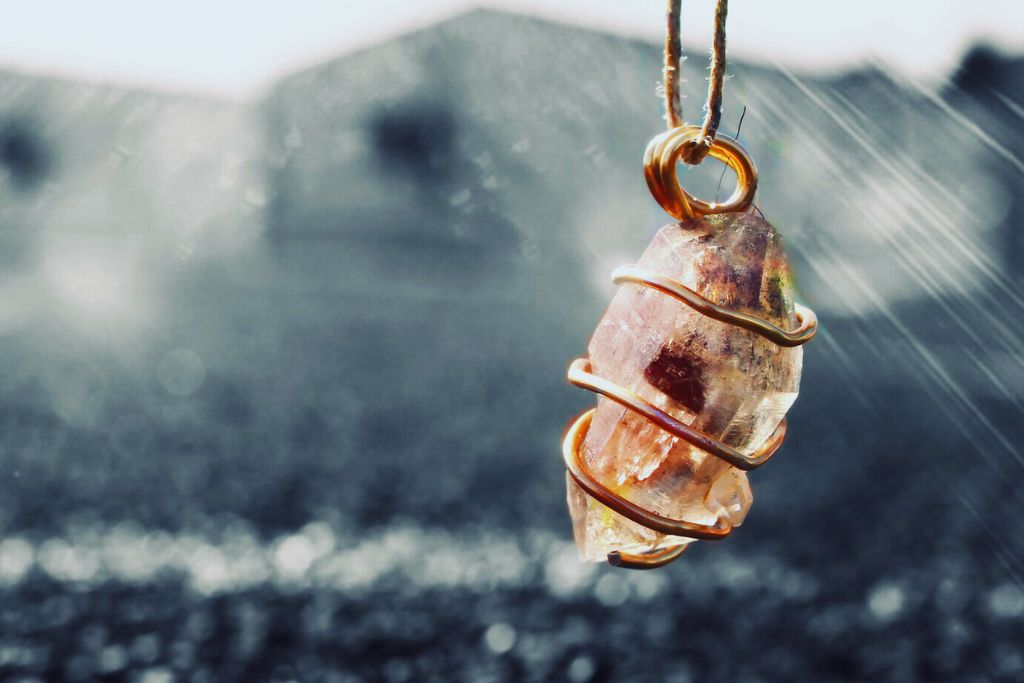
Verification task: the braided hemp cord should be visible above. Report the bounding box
[664,0,728,165]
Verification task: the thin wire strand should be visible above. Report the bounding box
[716,105,747,201]
[664,0,729,165]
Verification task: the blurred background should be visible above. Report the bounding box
[0,2,1023,681]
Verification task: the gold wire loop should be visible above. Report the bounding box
[643,126,758,220]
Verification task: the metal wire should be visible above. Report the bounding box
[644,126,757,221]
[612,266,818,348]
[563,130,818,569]
[563,408,734,541]
[568,359,787,472]
[607,544,689,570]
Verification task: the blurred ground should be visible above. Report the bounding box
[0,9,1023,682]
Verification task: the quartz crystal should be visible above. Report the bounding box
[568,211,803,561]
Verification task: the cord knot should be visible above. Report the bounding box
[679,135,714,165]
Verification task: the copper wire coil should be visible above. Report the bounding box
[564,271,816,567]
[564,128,818,568]
[643,127,758,221]
[565,264,817,567]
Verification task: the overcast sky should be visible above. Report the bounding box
[0,1,1020,97]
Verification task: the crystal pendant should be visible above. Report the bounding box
[567,211,803,561]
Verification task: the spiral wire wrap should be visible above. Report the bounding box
[563,130,818,569]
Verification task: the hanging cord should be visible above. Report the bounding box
[663,0,728,165]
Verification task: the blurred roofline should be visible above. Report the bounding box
[0,62,247,106]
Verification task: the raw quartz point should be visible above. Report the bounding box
[567,211,803,562]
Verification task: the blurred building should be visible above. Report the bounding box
[946,45,1024,278]
[0,6,1021,532]
[0,69,263,275]
[1,10,1024,682]
[261,8,1024,461]
[264,9,1020,318]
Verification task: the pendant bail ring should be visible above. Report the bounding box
[643,126,758,220]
